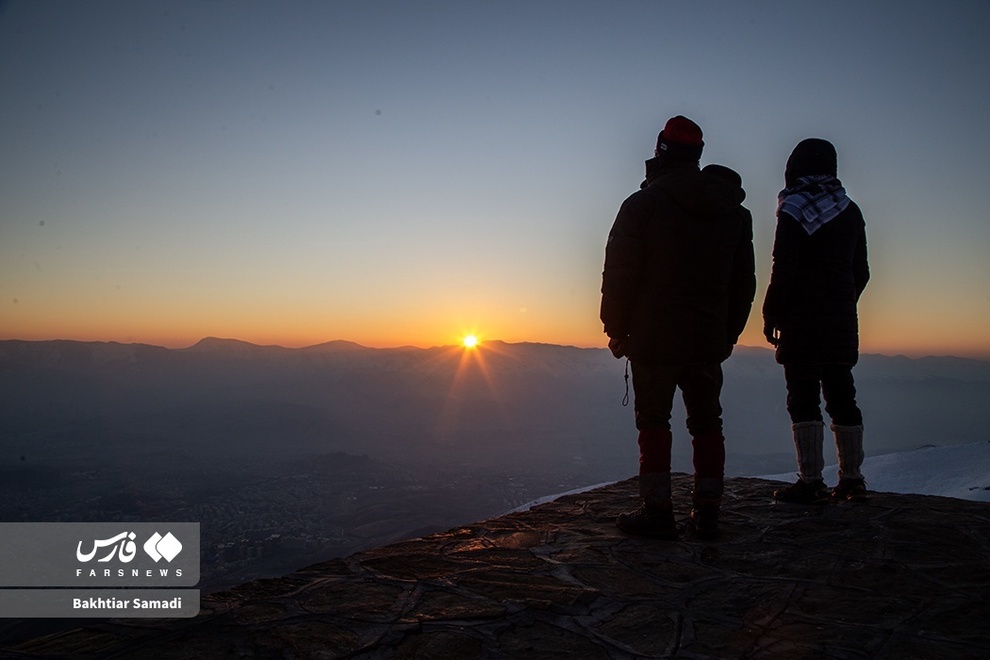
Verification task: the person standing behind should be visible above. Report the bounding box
[763,138,870,504]
[601,116,756,539]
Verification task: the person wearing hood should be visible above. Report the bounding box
[600,115,756,539]
[763,138,870,504]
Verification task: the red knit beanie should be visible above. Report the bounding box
[662,116,703,145]
[655,115,704,162]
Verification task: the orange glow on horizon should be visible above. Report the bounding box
[3,312,989,360]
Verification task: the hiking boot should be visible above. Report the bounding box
[832,478,868,502]
[616,502,677,540]
[773,478,829,505]
[689,496,721,540]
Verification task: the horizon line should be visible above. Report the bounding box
[1,335,988,363]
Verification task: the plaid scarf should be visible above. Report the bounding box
[777,175,851,235]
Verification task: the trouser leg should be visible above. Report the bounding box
[691,432,725,498]
[630,362,677,509]
[783,363,823,424]
[680,363,725,498]
[630,361,677,432]
[637,427,673,506]
[821,364,863,426]
[680,363,724,536]
[617,364,678,538]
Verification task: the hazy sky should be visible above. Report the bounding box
[2,1,989,357]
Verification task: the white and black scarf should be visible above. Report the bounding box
[777,175,851,235]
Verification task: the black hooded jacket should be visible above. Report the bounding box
[762,139,870,365]
[600,159,756,365]
[763,201,869,365]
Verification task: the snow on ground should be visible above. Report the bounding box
[760,440,990,502]
[506,482,616,514]
[510,441,990,513]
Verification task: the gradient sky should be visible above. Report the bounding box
[2,1,989,357]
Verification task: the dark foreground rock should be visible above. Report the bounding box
[4,474,990,659]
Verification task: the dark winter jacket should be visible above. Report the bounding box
[600,159,756,365]
[762,200,869,365]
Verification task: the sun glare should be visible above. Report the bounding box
[462,334,479,349]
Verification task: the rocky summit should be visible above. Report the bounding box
[4,475,990,659]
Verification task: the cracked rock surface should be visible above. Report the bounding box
[4,474,990,658]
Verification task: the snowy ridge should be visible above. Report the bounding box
[760,440,990,503]
[510,441,990,513]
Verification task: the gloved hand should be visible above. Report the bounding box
[607,336,628,359]
[763,320,780,347]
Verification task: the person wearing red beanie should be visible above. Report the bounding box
[600,115,755,539]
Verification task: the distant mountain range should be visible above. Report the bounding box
[2,338,989,479]
[4,337,988,594]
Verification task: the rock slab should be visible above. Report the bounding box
[4,475,990,659]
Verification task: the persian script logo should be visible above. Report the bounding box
[76,531,183,563]
[76,532,138,563]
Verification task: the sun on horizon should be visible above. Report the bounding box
[462,334,479,349]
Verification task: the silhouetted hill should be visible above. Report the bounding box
[301,339,372,353]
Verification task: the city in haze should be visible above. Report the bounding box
[3,337,989,594]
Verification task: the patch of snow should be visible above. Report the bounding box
[506,482,615,514]
[513,441,990,514]
[760,440,990,502]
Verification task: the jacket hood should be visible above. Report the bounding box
[644,159,744,219]
[701,164,746,203]
[785,138,837,186]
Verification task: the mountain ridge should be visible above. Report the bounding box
[4,337,989,370]
[3,338,988,469]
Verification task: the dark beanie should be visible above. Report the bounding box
[655,115,704,163]
[785,138,837,186]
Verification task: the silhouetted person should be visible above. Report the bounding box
[600,116,756,538]
[763,138,870,504]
